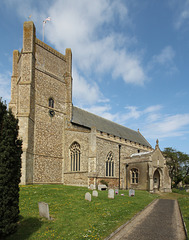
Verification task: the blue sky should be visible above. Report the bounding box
[0,0,189,154]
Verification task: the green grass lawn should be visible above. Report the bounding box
[172,189,189,235]
[6,185,157,240]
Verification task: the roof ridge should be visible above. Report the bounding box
[73,105,138,134]
[72,105,152,148]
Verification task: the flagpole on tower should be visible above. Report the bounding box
[42,17,51,42]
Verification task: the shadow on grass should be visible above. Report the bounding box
[5,216,43,240]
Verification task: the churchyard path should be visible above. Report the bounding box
[105,199,186,240]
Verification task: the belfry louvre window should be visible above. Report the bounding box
[106,151,114,177]
[131,168,138,184]
[70,142,81,171]
[49,98,54,108]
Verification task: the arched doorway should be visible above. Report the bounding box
[153,169,160,192]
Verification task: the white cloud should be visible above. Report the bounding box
[144,105,162,113]
[72,69,108,106]
[175,0,189,29]
[152,46,175,65]
[143,114,189,139]
[87,103,189,142]
[149,46,177,75]
[44,0,147,86]
[4,0,148,108]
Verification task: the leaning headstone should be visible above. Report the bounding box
[98,184,107,191]
[92,190,98,197]
[38,202,52,220]
[115,188,119,195]
[108,189,114,199]
[129,189,135,197]
[85,192,91,201]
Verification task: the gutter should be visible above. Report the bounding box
[119,144,121,189]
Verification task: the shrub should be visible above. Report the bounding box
[100,179,109,187]
[0,99,22,237]
[184,176,189,184]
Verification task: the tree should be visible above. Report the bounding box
[0,98,22,237]
[163,147,189,188]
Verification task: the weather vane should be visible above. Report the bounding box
[43,17,51,42]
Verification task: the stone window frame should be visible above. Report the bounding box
[70,142,81,172]
[48,97,54,108]
[105,151,114,177]
[130,168,139,184]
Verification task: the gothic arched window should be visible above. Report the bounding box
[130,168,139,184]
[106,151,114,177]
[49,98,54,108]
[70,142,81,172]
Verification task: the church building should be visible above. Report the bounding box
[9,21,171,192]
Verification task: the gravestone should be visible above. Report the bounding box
[38,202,51,220]
[186,189,189,193]
[108,189,114,199]
[129,189,135,197]
[89,184,95,190]
[85,192,91,201]
[115,189,119,195]
[98,184,107,191]
[92,190,98,197]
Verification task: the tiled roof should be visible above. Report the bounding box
[71,106,151,148]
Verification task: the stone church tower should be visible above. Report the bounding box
[9,21,171,192]
[9,21,72,184]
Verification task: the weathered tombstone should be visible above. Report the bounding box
[115,188,119,195]
[89,184,96,190]
[98,184,107,191]
[92,190,98,197]
[186,189,189,193]
[108,189,114,199]
[85,192,91,201]
[129,189,135,197]
[38,202,52,220]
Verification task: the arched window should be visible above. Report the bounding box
[49,98,54,108]
[130,168,138,184]
[70,142,81,172]
[106,151,114,177]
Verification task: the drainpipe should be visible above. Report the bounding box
[125,164,129,190]
[119,144,121,189]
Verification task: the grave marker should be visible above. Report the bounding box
[89,184,95,190]
[38,202,52,220]
[108,189,114,199]
[85,192,91,201]
[92,190,98,197]
[129,189,135,197]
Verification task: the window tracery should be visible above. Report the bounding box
[70,142,81,172]
[130,168,138,184]
[106,151,114,177]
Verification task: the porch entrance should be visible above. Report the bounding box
[153,169,160,192]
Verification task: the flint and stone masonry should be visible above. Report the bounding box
[9,21,171,193]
